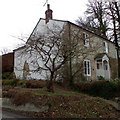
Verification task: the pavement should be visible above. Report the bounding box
[0,87,30,119]
[1,99,30,119]
[2,110,27,119]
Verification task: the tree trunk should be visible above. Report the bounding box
[47,72,54,92]
[114,2,120,78]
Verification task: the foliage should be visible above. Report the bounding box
[3,89,18,98]
[2,79,19,86]
[2,80,15,86]
[2,85,12,91]
[22,24,71,92]
[2,82,117,118]
[76,0,120,41]
[11,91,33,106]
[97,76,105,80]
[24,91,116,118]
[17,80,27,86]
[25,80,46,88]
[110,78,120,84]
[2,72,14,79]
[73,80,118,99]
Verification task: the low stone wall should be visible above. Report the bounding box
[105,99,120,111]
[2,98,49,112]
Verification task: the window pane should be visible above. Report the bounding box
[97,62,102,69]
[84,60,90,75]
[97,63,99,69]
[103,42,108,53]
[104,64,108,70]
[87,61,90,74]
[84,61,87,75]
[83,33,89,46]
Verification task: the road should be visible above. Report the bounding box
[0,98,29,119]
[0,93,30,119]
[2,110,28,119]
[0,86,28,119]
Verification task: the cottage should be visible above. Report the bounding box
[1,52,14,73]
[14,4,118,81]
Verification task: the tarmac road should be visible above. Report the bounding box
[2,110,28,119]
[0,98,28,119]
[0,96,30,119]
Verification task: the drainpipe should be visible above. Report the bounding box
[68,22,73,86]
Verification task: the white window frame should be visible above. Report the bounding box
[83,60,91,76]
[83,32,89,47]
[103,41,108,53]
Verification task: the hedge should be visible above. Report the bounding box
[73,80,118,99]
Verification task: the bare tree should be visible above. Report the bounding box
[20,25,71,92]
[61,26,103,86]
[76,0,120,78]
[108,1,120,77]
[76,0,110,39]
[15,22,105,92]
[0,48,12,55]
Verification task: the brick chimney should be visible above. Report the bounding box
[45,4,53,23]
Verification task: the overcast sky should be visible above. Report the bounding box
[0,0,88,53]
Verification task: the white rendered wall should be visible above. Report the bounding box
[14,19,65,80]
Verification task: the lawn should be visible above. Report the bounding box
[2,80,118,118]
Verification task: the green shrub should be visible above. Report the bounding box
[25,80,46,88]
[2,85,12,91]
[3,89,18,98]
[73,82,91,92]
[110,78,120,84]
[2,72,14,79]
[89,81,117,99]
[97,76,105,80]
[2,80,15,86]
[0,73,2,79]
[17,80,27,86]
[2,79,19,86]
[116,82,120,96]
[12,91,33,106]
[118,82,120,90]
[74,80,118,99]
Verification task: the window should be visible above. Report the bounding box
[103,61,108,70]
[97,62,102,69]
[96,60,102,69]
[83,33,89,47]
[103,41,108,53]
[84,60,91,76]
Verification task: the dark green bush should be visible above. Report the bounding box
[118,82,120,90]
[74,80,118,99]
[2,80,15,86]
[117,82,120,97]
[2,79,19,86]
[17,80,27,86]
[97,76,105,80]
[89,81,117,99]
[73,82,91,92]
[2,72,14,79]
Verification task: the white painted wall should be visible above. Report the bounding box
[14,18,117,80]
[14,19,65,80]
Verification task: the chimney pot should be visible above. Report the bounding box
[45,4,53,24]
[47,4,50,10]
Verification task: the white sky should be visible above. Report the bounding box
[0,0,88,53]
